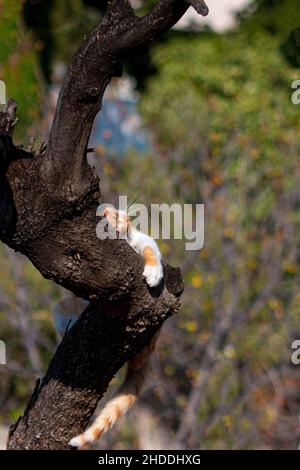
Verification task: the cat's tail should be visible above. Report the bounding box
[68,335,158,449]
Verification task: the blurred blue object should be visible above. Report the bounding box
[52,305,79,337]
[52,298,89,337]
[89,98,150,157]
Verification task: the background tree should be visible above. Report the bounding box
[1,0,300,451]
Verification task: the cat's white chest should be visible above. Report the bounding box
[127,229,143,253]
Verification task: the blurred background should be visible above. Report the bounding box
[0,0,300,450]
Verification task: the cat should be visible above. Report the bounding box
[53,207,163,449]
[102,207,163,287]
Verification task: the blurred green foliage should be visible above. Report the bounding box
[100,0,300,449]
[23,0,102,81]
[0,0,300,450]
[241,0,300,40]
[0,0,41,141]
[0,245,61,424]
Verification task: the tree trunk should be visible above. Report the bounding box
[0,0,208,450]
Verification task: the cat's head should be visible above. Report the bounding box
[103,207,131,234]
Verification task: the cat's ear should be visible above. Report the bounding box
[97,206,109,218]
[96,204,116,219]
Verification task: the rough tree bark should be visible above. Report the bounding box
[0,0,208,450]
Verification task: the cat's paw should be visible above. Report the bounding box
[68,436,82,448]
[143,263,163,287]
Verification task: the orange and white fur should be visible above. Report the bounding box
[53,208,163,449]
[102,207,163,287]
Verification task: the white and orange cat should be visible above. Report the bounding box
[53,207,163,449]
[102,207,163,287]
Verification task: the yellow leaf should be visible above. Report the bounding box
[159,241,170,255]
[164,364,175,376]
[223,227,234,239]
[222,415,233,430]
[210,132,222,143]
[224,344,236,360]
[246,258,257,270]
[185,321,198,333]
[284,263,297,275]
[191,274,203,288]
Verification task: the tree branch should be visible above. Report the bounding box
[0,0,208,450]
[41,0,209,202]
[7,269,182,450]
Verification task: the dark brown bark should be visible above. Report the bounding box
[0,0,208,450]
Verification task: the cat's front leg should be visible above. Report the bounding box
[142,246,163,287]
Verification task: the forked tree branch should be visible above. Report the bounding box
[0,0,208,450]
[42,0,208,201]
